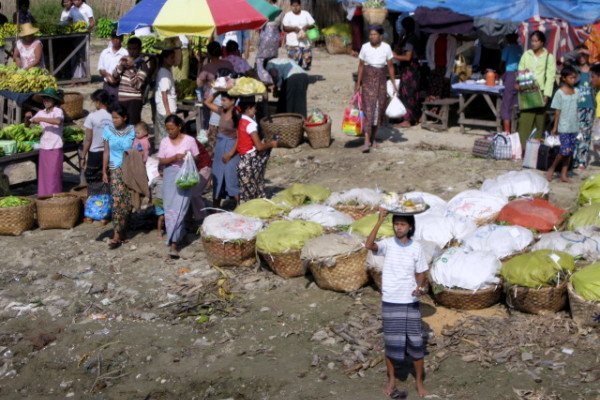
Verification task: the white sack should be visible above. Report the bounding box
[447,190,507,223]
[430,247,501,290]
[326,188,383,207]
[533,231,600,260]
[201,212,264,241]
[367,240,442,272]
[481,170,549,200]
[288,204,354,228]
[462,224,533,259]
[414,212,477,248]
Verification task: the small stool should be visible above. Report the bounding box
[421,98,459,131]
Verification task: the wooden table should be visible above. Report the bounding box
[0,142,82,186]
[452,83,505,134]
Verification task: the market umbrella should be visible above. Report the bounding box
[518,17,589,61]
[247,0,281,22]
[117,0,268,37]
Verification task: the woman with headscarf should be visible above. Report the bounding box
[356,25,397,153]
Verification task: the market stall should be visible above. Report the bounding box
[451,81,507,134]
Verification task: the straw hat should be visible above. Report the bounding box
[19,23,39,38]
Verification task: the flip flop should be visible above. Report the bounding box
[390,388,407,399]
[107,240,123,249]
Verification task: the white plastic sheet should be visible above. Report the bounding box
[201,212,264,241]
[430,247,501,290]
[462,224,534,259]
[288,205,354,228]
[481,170,549,199]
[447,190,507,223]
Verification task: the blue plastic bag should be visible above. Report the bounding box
[84,194,112,221]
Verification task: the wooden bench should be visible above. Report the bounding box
[421,98,459,131]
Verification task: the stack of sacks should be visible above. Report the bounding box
[430,247,501,290]
[447,190,507,224]
[481,170,549,199]
[288,204,353,229]
[462,225,534,259]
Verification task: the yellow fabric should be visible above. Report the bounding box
[153,0,216,38]
[596,92,600,119]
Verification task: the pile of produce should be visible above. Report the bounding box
[0,196,31,208]
[0,124,42,141]
[0,65,58,93]
[175,172,199,189]
[175,79,197,100]
[63,126,85,143]
[95,18,115,39]
[0,23,18,46]
[227,77,266,96]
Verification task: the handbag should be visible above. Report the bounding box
[342,92,364,136]
[522,130,541,169]
[491,133,512,160]
[508,132,522,161]
[518,53,549,110]
[472,135,494,158]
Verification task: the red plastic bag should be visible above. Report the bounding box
[342,92,363,136]
[496,198,566,233]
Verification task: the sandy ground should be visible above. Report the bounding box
[0,39,599,400]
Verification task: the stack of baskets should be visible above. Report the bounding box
[62,92,84,120]
[304,116,331,149]
[260,113,304,148]
[0,196,35,235]
[35,193,81,229]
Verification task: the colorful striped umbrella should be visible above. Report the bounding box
[117,0,269,37]
[519,17,590,62]
[247,0,282,22]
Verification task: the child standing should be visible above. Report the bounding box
[235,97,278,202]
[547,66,580,182]
[572,46,595,169]
[365,208,428,399]
[28,88,64,196]
[133,122,151,163]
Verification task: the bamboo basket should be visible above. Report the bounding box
[260,250,304,278]
[260,113,304,148]
[309,248,369,292]
[432,284,503,310]
[35,193,81,230]
[333,204,375,220]
[567,283,600,328]
[0,197,35,236]
[70,185,88,203]
[325,35,350,55]
[506,280,568,314]
[363,8,388,25]
[62,92,84,120]
[202,237,257,267]
[305,118,332,149]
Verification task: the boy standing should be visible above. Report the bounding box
[365,208,428,399]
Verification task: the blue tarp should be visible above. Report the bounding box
[354,0,600,26]
[117,0,167,35]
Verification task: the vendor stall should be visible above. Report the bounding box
[452,82,513,134]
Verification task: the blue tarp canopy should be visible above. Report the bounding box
[353,0,599,26]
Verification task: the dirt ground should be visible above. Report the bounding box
[1,39,599,400]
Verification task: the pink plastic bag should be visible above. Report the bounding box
[342,92,363,136]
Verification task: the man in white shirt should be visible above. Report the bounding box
[282,0,315,70]
[68,0,95,30]
[98,31,128,98]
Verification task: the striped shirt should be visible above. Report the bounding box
[376,238,428,304]
[113,60,148,101]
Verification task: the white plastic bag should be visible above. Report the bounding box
[462,224,534,259]
[385,96,407,118]
[481,170,549,199]
[386,79,401,97]
[447,190,507,224]
[201,212,264,241]
[430,247,501,290]
[508,132,522,161]
[175,152,200,190]
[544,133,561,147]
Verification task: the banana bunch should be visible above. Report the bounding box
[68,21,88,34]
[16,142,33,153]
[0,65,58,93]
[38,22,69,36]
[0,123,42,142]
[95,18,115,39]
[63,126,85,143]
[175,79,197,100]
[141,36,161,55]
[0,23,18,47]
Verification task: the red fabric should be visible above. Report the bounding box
[354,6,362,16]
[434,34,447,68]
[518,17,589,61]
[195,139,212,169]
[497,199,567,233]
[208,0,267,35]
[236,117,255,155]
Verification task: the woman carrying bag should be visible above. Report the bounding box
[517,31,556,148]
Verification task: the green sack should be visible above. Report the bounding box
[235,198,289,219]
[568,203,600,230]
[578,175,600,205]
[571,263,600,301]
[501,250,575,287]
[349,213,394,238]
[273,183,331,207]
[272,190,306,208]
[256,220,324,254]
